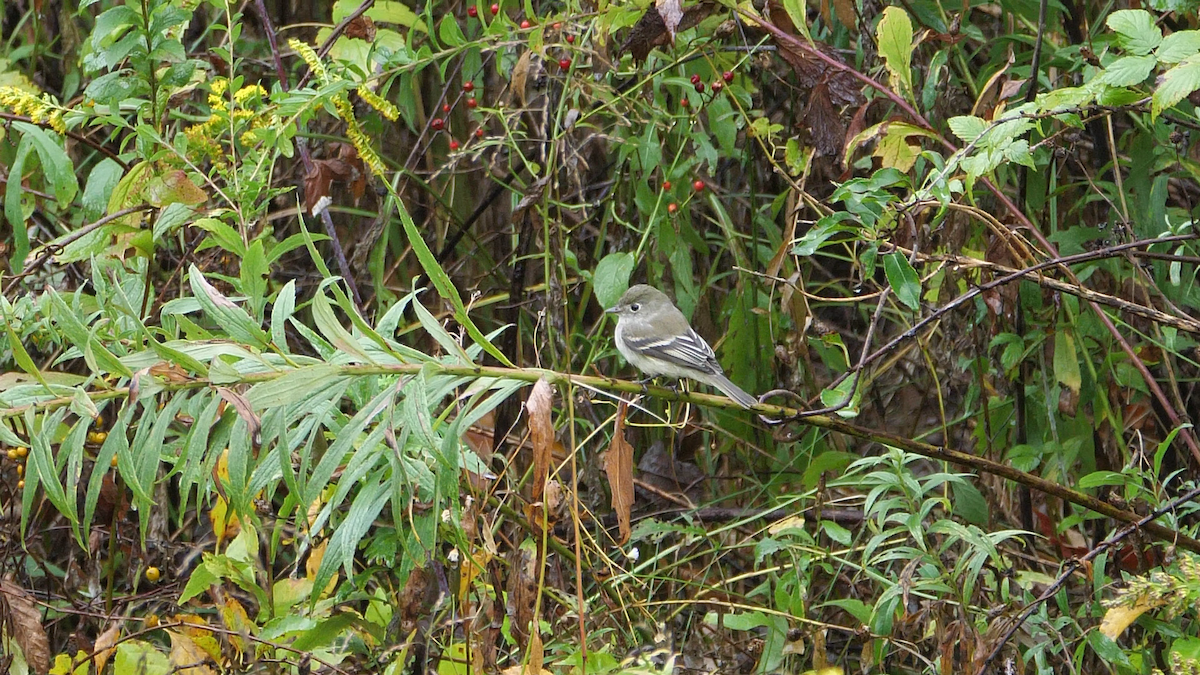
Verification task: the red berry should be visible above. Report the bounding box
[566,34,575,43]
[680,97,689,107]
[559,58,571,69]
[442,103,452,113]
[690,74,701,85]
[463,81,475,92]
[467,96,478,108]
[553,21,562,29]
[490,3,499,14]
[662,180,671,190]
[723,70,734,83]
[692,180,704,192]
[711,81,723,92]
[520,19,531,28]
[431,118,445,130]
[475,128,484,138]
[667,203,678,213]
[468,6,478,17]
[449,140,460,150]
[695,82,705,93]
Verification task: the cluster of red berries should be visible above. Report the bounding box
[466,3,500,17]
[430,80,488,151]
[659,177,709,214]
[682,70,736,108]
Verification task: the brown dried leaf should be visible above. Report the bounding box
[217,388,259,443]
[506,540,539,643]
[344,14,377,41]
[93,622,123,675]
[656,0,683,41]
[0,580,50,675]
[603,401,635,543]
[168,630,218,675]
[805,84,845,157]
[511,51,535,108]
[526,379,555,508]
[831,0,856,31]
[620,2,715,63]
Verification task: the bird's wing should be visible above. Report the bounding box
[622,328,723,374]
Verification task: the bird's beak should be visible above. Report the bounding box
[604,307,618,314]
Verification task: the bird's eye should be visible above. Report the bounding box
[630,303,640,312]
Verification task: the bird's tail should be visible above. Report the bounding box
[709,373,758,409]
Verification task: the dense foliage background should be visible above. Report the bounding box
[3,0,1200,673]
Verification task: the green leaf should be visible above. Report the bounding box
[188,265,269,348]
[271,280,297,352]
[820,377,857,417]
[780,0,812,42]
[951,480,989,526]
[947,115,987,143]
[821,520,853,546]
[91,6,141,50]
[1088,631,1131,666]
[1053,330,1082,394]
[312,476,390,604]
[1107,9,1162,55]
[438,14,466,47]
[1078,470,1127,488]
[4,134,33,271]
[1100,54,1157,86]
[876,6,914,101]
[82,158,124,222]
[593,252,635,309]
[883,252,921,311]
[1156,29,1200,64]
[246,365,346,410]
[46,288,134,377]
[1152,54,1200,119]
[390,196,512,366]
[114,641,171,675]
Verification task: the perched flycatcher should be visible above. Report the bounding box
[606,284,757,409]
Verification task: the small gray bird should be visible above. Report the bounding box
[606,284,757,408]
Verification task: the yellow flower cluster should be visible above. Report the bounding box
[356,86,399,122]
[0,86,67,134]
[184,77,274,166]
[289,39,327,85]
[288,38,390,178]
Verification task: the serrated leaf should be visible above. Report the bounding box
[1156,29,1200,64]
[1100,54,1157,86]
[883,251,921,311]
[1107,9,1162,56]
[947,115,987,143]
[1152,55,1200,119]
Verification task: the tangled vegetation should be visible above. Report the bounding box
[2,0,1200,673]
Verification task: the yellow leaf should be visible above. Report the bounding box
[1100,595,1165,640]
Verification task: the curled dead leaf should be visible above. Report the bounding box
[0,580,51,675]
[603,401,635,543]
